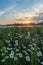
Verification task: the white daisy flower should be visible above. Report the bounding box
[1,49,3,51]
[1,59,5,62]
[11,50,14,55]
[27,49,31,52]
[33,43,36,46]
[25,36,28,39]
[16,49,19,52]
[31,47,34,50]
[9,54,14,58]
[32,39,35,41]
[8,33,10,36]
[18,53,23,58]
[5,56,9,59]
[41,61,43,65]
[22,50,28,55]
[28,32,30,39]
[1,53,5,56]
[5,40,10,43]
[14,56,18,61]
[8,43,12,46]
[37,47,40,50]
[29,45,33,47]
[24,51,28,55]
[14,40,18,46]
[16,53,19,56]
[22,44,26,48]
[27,49,33,54]
[18,34,23,38]
[26,56,30,61]
[7,47,12,50]
[10,38,12,41]
[37,51,42,57]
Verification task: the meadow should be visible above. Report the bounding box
[0,26,43,65]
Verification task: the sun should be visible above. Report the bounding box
[25,21,31,24]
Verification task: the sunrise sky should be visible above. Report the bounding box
[0,0,43,24]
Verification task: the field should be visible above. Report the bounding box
[0,27,43,65]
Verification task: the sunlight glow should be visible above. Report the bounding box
[25,21,31,24]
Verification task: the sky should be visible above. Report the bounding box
[0,0,43,24]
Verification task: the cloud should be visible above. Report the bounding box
[0,5,16,16]
[0,0,43,24]
[0,11,5,16]
[31,12,43,23]
[32,2,43,13]
[29,2,43,23]
[11,2,43,20]
[1,2,43,23]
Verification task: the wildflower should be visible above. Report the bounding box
[26,56,30,61]
[27,49,33,54]
[5,40,10,43]
[31,47,34,50]
[7,47,12,50]
[33,43,36,46]
[16,53,19,56]
[18,34,23,38]
[1,53,5,56]
[22,44,26,48]
[32,38,35,41]
[37,51,42,57]
[8,33,10,36]
[8,43,12,46]
[28,32,30,39]
[22,50,28,55]
[1,59,5,62]
[5,56,9,59]
[11,50,14,55]
[10,38,12,41]
[24,51,28,55]
[14,56,18,61]
[25,36,28,39]
[14,40,18,46]
[18,53,23,58]
[9,53,14,58]
[41,61,43,65]
[29,44,33,47]
[16,49,19,52]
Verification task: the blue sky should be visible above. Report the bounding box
[0,0,43,24]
